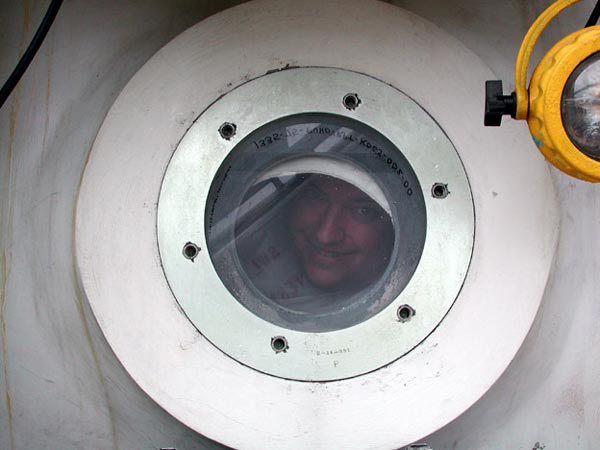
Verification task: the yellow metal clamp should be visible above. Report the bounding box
[485,0,600,182]
[514,0,582,120]
[528,26,600,181]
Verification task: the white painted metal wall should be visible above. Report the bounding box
[0,1,598,449]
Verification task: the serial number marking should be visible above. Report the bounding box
[253,127,302,148]
[252,126,356,149]
[357,136,413,196]
[252,126,413,196]
[315,348,351,357]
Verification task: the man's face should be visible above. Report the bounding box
[288,175,394,291]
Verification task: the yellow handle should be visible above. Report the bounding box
[514,0,583,119]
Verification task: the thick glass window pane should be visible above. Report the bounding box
[206,114,426,332]
[235,172,394,312]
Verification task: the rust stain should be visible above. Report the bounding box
[15,0,32,60]
[1,7,22,450]
[71,176,119,449]
[3,92,17,450]
[8,98,17,163]
[43,45,51,150]
[7,0,30,160]
[554,379,585,421]
[75,310,119,450]
[1,251,15,450]
[22,0,31,33]
[2,57,19,450]
[0,4,34,447]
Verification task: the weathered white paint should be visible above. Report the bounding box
[75,0,558,448]
[0,2,244,449]
[1,0,598,449]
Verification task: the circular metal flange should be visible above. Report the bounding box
[75,0,559,448]
[157,68,474,381]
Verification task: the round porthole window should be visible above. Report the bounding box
[206,114,426,333]
[157,68,474,381]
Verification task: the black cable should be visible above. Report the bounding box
[0,0,63,110]
[586,0,600,27]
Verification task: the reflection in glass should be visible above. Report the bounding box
[562,53,600,160]
[205,113,426,332]
[235,173,394,314]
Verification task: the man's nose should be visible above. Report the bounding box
[315,207,344,244]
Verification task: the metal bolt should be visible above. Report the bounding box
[397,304,416,323]
[343,93,361,110]
[271,336,289,353]
[431,182,449,199]
[182,242,200,261]
[218,122,237,140]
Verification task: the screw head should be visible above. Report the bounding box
[271,336,289,353]
[397,304,416,322]
[218,122,237,140]
[343,93,361,110]
[431,183,449,199]
[182,242,200,261]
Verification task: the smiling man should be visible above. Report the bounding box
[232,169,395,314]
[287,174,394,293]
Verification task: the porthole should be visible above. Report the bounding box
[206,114,426,333]
[76,2,558,446]
[157,68,474,381]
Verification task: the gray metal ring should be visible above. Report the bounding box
[157,67,474,381]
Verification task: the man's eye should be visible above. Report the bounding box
[351,206,378,222]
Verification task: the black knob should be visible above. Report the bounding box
[484,80,517,126]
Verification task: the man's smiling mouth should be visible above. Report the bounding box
[305,236,354,259]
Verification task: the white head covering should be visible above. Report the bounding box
[257,156,391,216]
